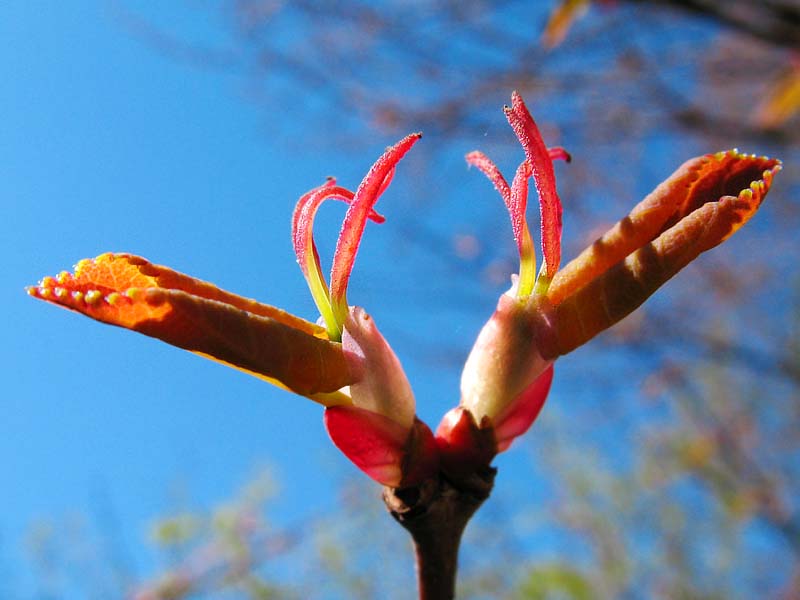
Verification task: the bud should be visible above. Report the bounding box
[460,292,556,426]
[342,306,416,428]
[324,306,436,487]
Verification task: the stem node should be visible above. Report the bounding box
[383,467,496,600]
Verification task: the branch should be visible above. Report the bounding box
[383,467,496,600]
[626,0,800,49]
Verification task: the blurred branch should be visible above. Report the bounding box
[626,0,800,49]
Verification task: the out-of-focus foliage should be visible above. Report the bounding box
[755,61,800,128]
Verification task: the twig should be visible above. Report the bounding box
[383,467,496,600]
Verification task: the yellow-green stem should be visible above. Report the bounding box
[517,223,536,298]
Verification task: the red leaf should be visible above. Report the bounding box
[505,91,564,281]
[292,180,353,282]
[329,133,422,314]
[493,364,554,452]
[465,150,512,209]
[292,179,385,282]
[325,406,438,487]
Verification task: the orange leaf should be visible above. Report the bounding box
[541,0,591,49]
[28,253,355,405]
[547,151,781,355]
[754,62,800,129]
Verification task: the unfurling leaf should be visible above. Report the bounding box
[28,253,354,404]
[547,150,782,356]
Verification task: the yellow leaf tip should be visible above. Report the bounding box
[28,285,50,299]
[107,292,123,306]
[85,290,103,305]
[74,258,94,271]
[125,288,145,302]
[28,270,141,310]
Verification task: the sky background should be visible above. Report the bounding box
[3,2,795,597]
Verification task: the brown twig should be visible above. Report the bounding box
[383,467,496,600]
